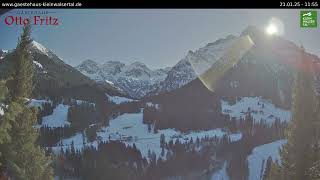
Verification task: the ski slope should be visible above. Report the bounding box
[247,139,287,180]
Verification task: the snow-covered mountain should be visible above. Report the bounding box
[76,60,171,98]
[29,41,55,58]
[149,26,320,109]
[150,34,237,95]
[77,25,319,104]
[210,26,320,108]
[0,40,124,102]
[76,34,238,99]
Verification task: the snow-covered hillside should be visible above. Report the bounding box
[209,139,287,180]
[221,97,291,124]
[76,60,171,98]
[0,49,8,60]
[41,104,70,128]
[28,99,71,128]
[52,111,242,161]
[247,139,287,180]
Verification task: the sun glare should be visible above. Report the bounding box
[265,17,285,36]
[266,24,278,35]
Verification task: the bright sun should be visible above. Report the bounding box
[266,23,278,35]
[264,18,285,36]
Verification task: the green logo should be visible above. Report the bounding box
[300,10,317,28]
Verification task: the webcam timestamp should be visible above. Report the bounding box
[280,1,319,7]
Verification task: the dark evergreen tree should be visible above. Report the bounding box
[7,25,33,102]
[0,81,10,144]
[0,25,53,179]
[269,47,320,180]
[160,134,165,148]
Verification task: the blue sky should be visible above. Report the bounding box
[0,9,319,69]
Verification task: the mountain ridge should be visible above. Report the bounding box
[76,59,171,98]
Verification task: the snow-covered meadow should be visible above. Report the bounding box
[106,94,136,104]
[29,96,242,162]
[28,99,70,128]
[41,104,70,128]
[221,97,291,124]
[52,111,242,161]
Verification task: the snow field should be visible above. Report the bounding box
[221,97,291,124]
[53,112,242,161]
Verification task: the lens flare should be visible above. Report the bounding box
[189,35,254,92]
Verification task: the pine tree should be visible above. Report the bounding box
[0,25,53,179]
[5,104,53,179]
[0,81,7,102]
[0,81,11,145]
[268,46,320,180]
[7,25,33,102]
[160,134,165,148]
[161,147,165,157]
